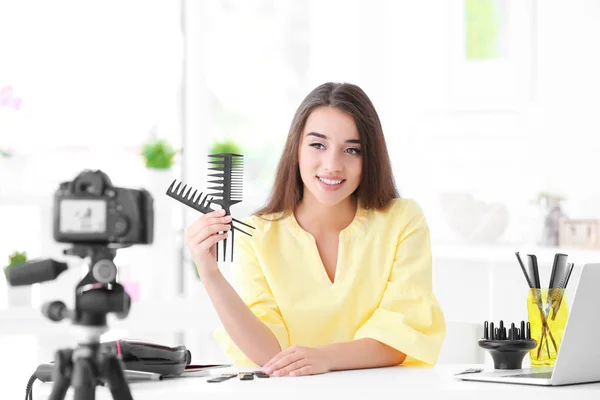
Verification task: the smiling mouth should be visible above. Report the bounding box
[317,176,345,185]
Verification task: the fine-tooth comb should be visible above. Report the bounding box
[207,153,246,262]
[165,153,255,262]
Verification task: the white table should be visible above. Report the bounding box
[20,364,600,400]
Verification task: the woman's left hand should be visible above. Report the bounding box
[262,345,331,377]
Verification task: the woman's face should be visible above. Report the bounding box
[298,106,363,207]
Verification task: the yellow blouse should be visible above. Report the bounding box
[213,198,446,367]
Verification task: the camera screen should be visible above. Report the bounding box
[59,199,107,234]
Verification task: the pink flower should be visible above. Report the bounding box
[0,86,22,110]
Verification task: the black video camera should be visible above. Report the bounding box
[53,170,154,245]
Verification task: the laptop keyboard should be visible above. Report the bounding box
[509,372,553,379]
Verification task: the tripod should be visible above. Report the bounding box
[43,244,134,400]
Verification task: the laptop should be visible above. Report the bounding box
[457,263,600,386]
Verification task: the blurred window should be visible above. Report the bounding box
[465,0,508,60]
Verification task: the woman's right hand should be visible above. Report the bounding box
[184,209,232,278]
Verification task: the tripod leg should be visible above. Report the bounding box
[48,349,73,400]
[102,353,134,400]
[72,357,97,400]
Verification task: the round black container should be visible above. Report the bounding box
[478,339,537,370]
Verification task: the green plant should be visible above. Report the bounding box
[528,192,566,207]
[0,148,13,158]
[141,139,177,169]
[210,138,243,155]
[537,192,565,202]
[4,251,27,277]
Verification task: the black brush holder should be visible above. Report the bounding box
[478,320,537,369]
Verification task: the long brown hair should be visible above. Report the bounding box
[254,82,399,219]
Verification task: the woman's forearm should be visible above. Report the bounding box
[323,338,406,371]
[201,269,282,366]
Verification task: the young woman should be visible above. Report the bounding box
[185,82,445,377]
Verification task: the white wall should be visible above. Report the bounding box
[2,1,600,376]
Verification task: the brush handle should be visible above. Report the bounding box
[515,252,534,289]
[526,254,541,289]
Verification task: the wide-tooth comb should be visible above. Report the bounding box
[166,180,215,214]
[165,179,255,261]
[207,153,244,205]
[207,153,245,261]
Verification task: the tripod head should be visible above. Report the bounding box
[42,244,131,329]
[6,242,131,329]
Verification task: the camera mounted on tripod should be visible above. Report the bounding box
[6,169,155,400]
[7,169,153,325]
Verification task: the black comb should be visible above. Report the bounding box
[551,262,573,321]
[166,173,255,262]
[206,153,245,261]
[165,179,254,235]
[166,180,216,214]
